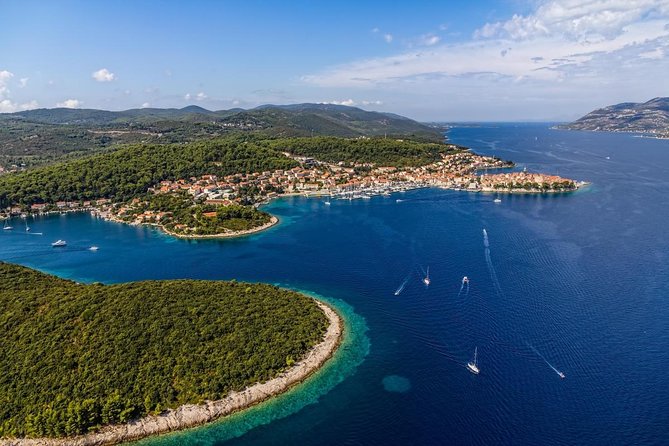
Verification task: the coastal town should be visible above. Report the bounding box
[0,148,582,235]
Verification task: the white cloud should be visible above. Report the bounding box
[384,33,393,43]
[184,93,192,101]
[0,70,13,97]
[19,77,28,88]
[420,34,441,46]
[303,5,669,87]
[302,1,669,119]
[141,102,150,108]
[475,0,669,41]
[320,99,383,107]
[322,99,357,106]
[0,71,38,113]
[0,99,39,113]
[0,100,16,113]
[56,99,82,108]
[92,68,115,82]
[196,92,208,101]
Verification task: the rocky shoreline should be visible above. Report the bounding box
[99,214,279,240]
[1,300,342,446]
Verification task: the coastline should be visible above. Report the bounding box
[1,299,342,446]
[100,215,279,240]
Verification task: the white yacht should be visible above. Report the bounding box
[422,267,431,286]
[51,240,67,247]
[467,347,480,375]
[462,276,469,285]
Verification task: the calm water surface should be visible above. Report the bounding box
[2,124,668,445]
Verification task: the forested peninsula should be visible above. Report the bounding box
[0,263,341,444]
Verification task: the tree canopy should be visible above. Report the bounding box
[0,263,327,438]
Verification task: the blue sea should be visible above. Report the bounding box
[2,124,668,445]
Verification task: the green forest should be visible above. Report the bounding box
[263,136,462,167]
[0,136,298,207]
[0,135,457,209]
[0,263,328,438]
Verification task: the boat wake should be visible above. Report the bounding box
[483,228,502,296]
[456,277,470,298]
[394,274,411,296]
[527,343,565,379]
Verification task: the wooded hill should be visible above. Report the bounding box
[0,135,455,208]
[0,103,444,169]
[0,262,328,438]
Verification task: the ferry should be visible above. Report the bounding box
[467,347,480,375]
[51,240,67,247]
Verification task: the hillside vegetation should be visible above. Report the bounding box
[0,103,444,169]
[266,136,462,167]
[0,136,298,207]
[0,135,457,207]
[0,262,328,438]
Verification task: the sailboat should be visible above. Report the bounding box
[3,219,12,230]
[423,267,431,286]
[24,217,30,232]
[467,347,480,375]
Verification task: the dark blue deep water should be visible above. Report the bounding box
[2,124,668,445]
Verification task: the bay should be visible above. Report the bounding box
[2,124,668,445]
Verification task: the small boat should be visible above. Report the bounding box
[462,276,469,284]
[467,347,480,375]
[493,198,502,203]
[3,219,13,230]
[323,201,331,206]
[423,267,431,286]
[396,199,403,203]
[558,371,565,379]
[89,246,99,251]
[51,240,67,247]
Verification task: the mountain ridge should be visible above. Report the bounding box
[559,97,669,137]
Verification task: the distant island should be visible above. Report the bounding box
[0,262,341,444]
[558,97,669,138]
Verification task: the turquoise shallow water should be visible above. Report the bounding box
[1,124,669,445]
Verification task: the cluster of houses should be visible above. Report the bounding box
[478,172,576,191]
[1,150,580,223]
[144,152,523,205]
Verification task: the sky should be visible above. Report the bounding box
[1,0,669,121]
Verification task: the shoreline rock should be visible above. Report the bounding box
[1,300,342,446]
